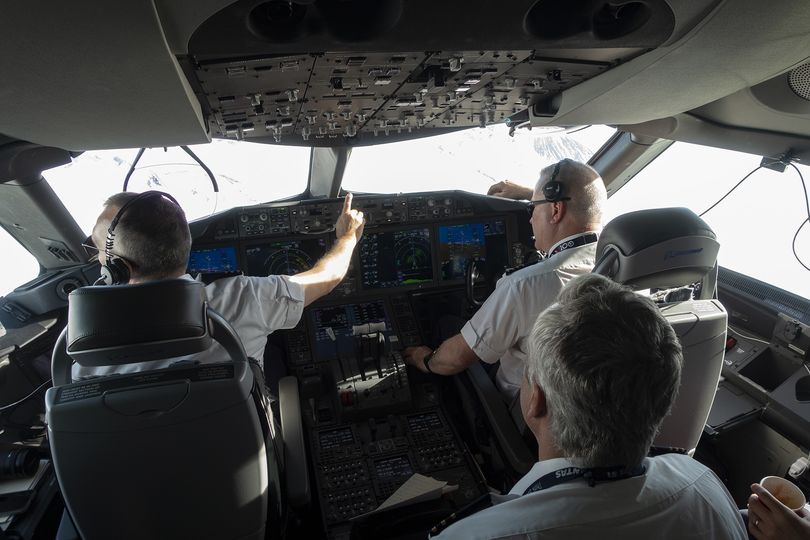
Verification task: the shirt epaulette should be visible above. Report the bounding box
[428,493,494,537]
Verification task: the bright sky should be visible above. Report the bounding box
[1,125,809,301]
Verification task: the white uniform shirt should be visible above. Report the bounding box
[460,234,597,397]
[435,453,747,540]
[72,274,305,379]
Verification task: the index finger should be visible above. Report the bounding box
[343,192,354,211]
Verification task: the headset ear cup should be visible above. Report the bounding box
[99,265,114,286]
[543,181,562,202]
[103,256,130,285]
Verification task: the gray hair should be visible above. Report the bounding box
[534,159,607,227]
[103,192,191,280]
[527,273,682,468]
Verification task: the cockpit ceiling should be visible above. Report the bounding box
[183,0,676,147]
[3,0,810,151]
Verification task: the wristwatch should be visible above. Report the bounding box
[423,350,436,374]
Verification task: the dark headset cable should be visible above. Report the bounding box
[699,165,763,218]
[0,379,52,412]
[788,162,810,272]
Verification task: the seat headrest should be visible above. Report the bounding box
[67,279,212,367]
[594,207,719,290]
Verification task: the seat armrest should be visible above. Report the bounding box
[279,376,310,509]
[465,363,534,476]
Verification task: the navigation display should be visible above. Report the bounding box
[245,237,328,276]
[187,246,238,274]
[438,220,508,282]
[359,227,433,289]
[310,300,392,361]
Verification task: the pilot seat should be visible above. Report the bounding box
[592,206,726,452]
[44,278,309,540]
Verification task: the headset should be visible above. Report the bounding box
[541,158,573,203]
[100,191,180,285]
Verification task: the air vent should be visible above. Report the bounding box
[248,1,309,43]
[40,237,80,263]
[525,0,653,40]
[788,63,810,101]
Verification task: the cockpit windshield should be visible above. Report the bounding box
[41,126,616,234]
[343,124,616,194]
[42,140,310,233]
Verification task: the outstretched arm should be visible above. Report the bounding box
[290,193,365,307]
[488,179,534,200]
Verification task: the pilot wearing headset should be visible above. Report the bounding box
[73,190,364,380]
[404,159,606,400]
[431,274,747,539]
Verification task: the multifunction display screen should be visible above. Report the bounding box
[245,237,328,276]
[438,220,508,282]
[187,246,238,274]
[406,412,444,434]
[318,427,355,450]
[373,455,413,479]
[359,227,433,289]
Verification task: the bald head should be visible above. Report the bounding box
[535,159,606,230]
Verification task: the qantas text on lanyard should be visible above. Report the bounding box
[523,463,647,495]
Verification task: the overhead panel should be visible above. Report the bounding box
[192,50,611,147]
[196,54,315,142]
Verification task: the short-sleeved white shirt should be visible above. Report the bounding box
[434,453,748,540]
[72,274,305,379]
[460,234,597,398]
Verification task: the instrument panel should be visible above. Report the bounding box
[189,191,527,299]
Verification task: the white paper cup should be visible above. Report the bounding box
[760,476,807,511]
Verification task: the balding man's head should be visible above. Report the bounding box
[92,192,191,283]
[534,159,606,229]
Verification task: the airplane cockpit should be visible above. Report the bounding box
[2,1,810,539]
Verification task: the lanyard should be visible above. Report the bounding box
[506,233,598,275]
[522,463,647,495]
[546,232,599,259]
